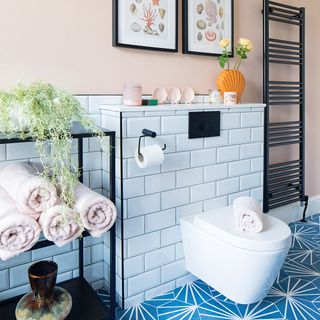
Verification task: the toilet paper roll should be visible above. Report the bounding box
[135,145,164,169]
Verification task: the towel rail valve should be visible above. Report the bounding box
[138,129,166,157]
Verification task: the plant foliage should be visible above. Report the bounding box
[0,81,106,208]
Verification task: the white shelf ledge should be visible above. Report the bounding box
[100,103,266,113]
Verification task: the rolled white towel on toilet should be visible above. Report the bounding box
[233,196,263,233]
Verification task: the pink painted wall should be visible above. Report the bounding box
[0,0,263,98]
[0,0,319,196]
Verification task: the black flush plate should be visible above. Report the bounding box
[188,111,221,139]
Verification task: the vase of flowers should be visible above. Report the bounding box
[216,38,253,103]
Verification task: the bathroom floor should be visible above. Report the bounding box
[106,213,320,320]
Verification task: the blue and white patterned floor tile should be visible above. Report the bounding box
[99,214,320,320]
[119,292,176,320]
[199,299,283,319]
[173,280,213,305]
[265,277,320,319]
[305,215,320,233]
[290,224,320,250]
[144,292,176,309]
[283,259,320,281]
[120,303,158,320]
[157,300,201,320]
[286,247,320,265]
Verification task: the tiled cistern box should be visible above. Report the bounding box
[100,103,266,308]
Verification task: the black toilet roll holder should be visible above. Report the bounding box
[137,129,166,159]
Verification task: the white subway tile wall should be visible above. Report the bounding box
[127,193,160,218]
[101,102,265,308]
[144,246,175,271]
[123,255,144,279]
[0,97,265,309]
[0,95,107,301]
[127,232,161,257]
[145,280,176,301]
[0,145,5,161]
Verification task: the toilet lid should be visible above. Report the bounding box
[193,206,292,252]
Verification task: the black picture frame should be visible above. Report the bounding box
[182,0,234,57]
[113,0,179,52]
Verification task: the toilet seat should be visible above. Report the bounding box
[194,206,292,252]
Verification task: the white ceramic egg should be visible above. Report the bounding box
[181,87,195,104]
[152,87,167,104]
[167,87,181,104]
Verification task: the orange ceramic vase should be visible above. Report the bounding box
[216,70,246,103]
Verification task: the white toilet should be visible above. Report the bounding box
[180,206,292,304]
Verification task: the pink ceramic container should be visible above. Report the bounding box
[123,83,142,106]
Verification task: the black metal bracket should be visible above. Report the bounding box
[301,195,309,222]
[137,129,166,158]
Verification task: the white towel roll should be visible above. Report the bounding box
[0,162,57,219]
[0,187,41,260]
[233,196,263,233]
[74,183,117,237]
[39,202,83,247]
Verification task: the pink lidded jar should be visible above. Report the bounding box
[123,83,142,106]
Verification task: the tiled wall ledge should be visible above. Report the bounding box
[100,103,266,113]
[100,102,265,308]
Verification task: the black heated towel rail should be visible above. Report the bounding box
[263,0,308,219]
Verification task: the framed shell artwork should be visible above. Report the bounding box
[183,0,234,56]
[113,0,178,52]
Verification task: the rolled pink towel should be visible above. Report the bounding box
[0,162,57,219]
[0,187,41,261]
[75,183,117,237]
[39,202,83,247]
[233,196,263,233]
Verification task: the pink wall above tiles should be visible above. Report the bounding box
[0,0,319,197]
[0,0,295,97]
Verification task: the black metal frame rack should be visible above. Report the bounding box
[0,122,116,320]
[263,0,308,217]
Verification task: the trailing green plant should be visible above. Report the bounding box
[0,81,106,208]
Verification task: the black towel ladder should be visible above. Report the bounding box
[263,0,308,220]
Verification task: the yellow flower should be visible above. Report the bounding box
[239,38,253,51]
[219,39,230,49]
